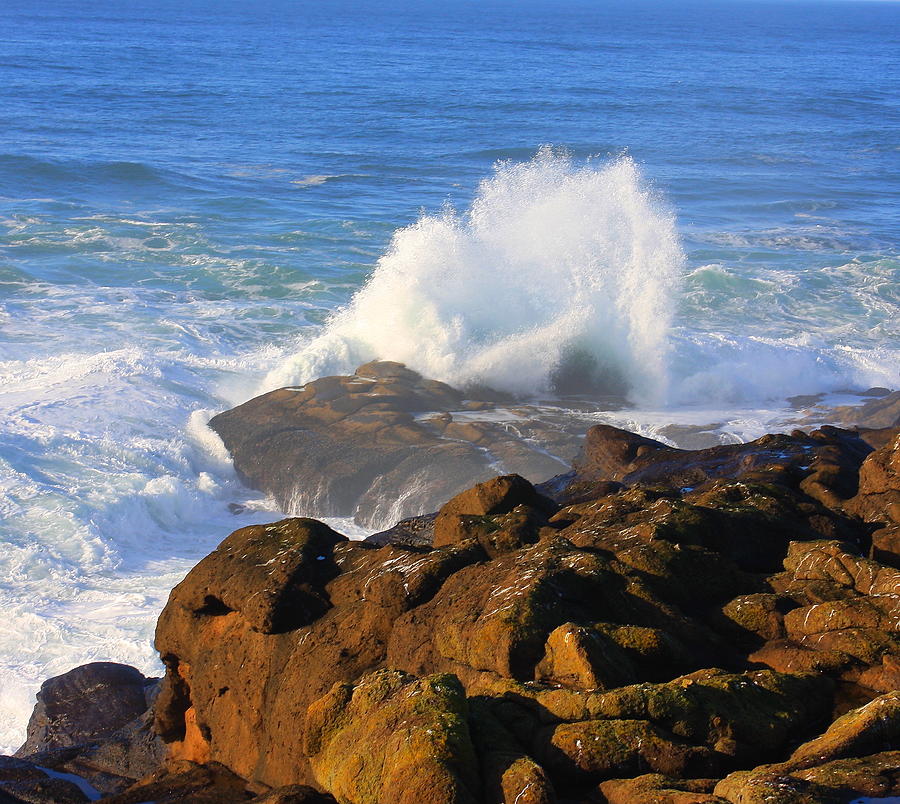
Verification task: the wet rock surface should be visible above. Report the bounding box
[208,361,583,527]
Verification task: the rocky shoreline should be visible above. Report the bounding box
[4,364,900,804]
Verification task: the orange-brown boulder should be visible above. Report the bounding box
[850,428,900,526]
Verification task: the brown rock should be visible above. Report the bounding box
[572,425,671,482]
[713,692,900,803]
[433,474,557,548]
[535,717,715,786]
[871,523,900,567]
[386,536,705,684]
[719,594,792,644]
[208,363,579,527]
[303,670,479,804]
[828,390,900,429]
[788,690,900,765]
[533,623,635,691]
[715,754,900,804]
[850,428,900,525]
[157,517,346,636]
[599,773,725,804]
[153,534,485,790]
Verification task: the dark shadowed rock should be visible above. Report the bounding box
[99,760,250,803]
[0,756,89,804]
[365,512,436,547]
[14,667,164,798]
[16,663,152,757]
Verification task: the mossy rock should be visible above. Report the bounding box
[534,717,716,788]
[304,670,479,804]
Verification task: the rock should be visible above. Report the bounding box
[714,692,900,803]
[0,756,89,804]
[432,474,557,553]
[144,419,900,802]
[828,390,900,430]
[385,535,716,685]
[208,363,579,527]
[849,428,900,525]
[19,699,166,798]
[747,541,900,695]
[98,760,253,803]
[466,699,555,804]
[15,663,153,757]
[871,523,900,567]
[715,752,900,804]
[157,517,347,636]
[365,513,436,547]
[718,593,793,645]
[554,480,851,577]
[437,474,557,522]
[788,690,900,765]
[599,774,725,804]
[14,668,164,798]
[533,622,635,691]
[537,717,716,787]
[567,425,873,512]
[250,785,337,803]
[154,530,486,789]
[571,425,671,483]
[303,670,479,804]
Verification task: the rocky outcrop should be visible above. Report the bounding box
[713,689,900,803]
[142,421,898,802]
[208,362,582,527]
[564,423,873,510]
[14,403,900,802]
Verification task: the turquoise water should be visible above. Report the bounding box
[0,0,898,750]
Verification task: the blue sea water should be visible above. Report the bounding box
[0,0,898,750]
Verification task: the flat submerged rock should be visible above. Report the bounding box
[208,361,587,528]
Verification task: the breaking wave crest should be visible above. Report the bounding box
[265,148,684,404]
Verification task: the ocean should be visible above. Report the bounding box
[0,0,898,751]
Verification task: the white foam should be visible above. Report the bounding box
[264,151,898,406]
[265,148,685,405]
